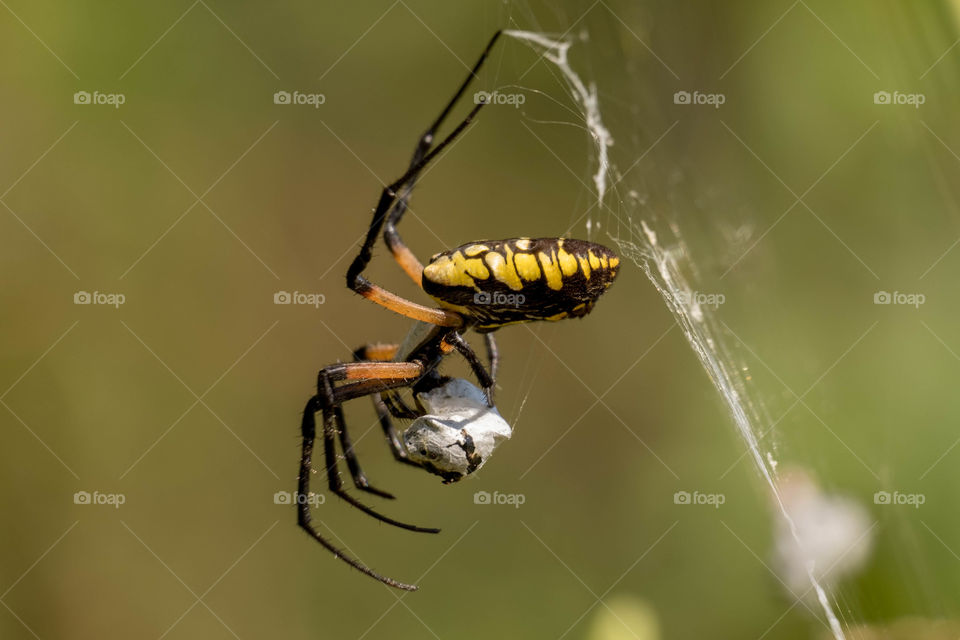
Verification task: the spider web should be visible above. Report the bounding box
[500,10,854,640]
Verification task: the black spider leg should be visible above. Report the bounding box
[298,373,442,590]
[484,332,499,385]
[298,393,417,591]
[383,30,504,256]
[333,401,396,500]
[350,346,422,470]
[346,102,489,299]
[318,371,438,532]
[445,332,495,406]
[298,374,441,587]
[381,391,420,420]
[372,392,421,468]
[346,30,502,295]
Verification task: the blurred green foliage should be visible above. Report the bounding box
[2,1,960,638]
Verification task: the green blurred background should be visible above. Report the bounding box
[3,1,960,638]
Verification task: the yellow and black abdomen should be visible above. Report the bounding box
[421,237,620,331]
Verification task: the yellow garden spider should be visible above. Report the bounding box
[297,31,620,590]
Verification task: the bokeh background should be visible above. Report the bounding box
[2,1,960,639]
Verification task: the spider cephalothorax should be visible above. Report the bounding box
[294,30,619,591]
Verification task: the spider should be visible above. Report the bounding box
[297,30,621,591]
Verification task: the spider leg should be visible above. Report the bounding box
[381,390,420,419]
[297,395,417,591]
[322,397,438,533]
[333,402,396,499]
[353,343,421,468]
[345,103,486,326]
[372,392,421,468]
[444,331,495,406]
[484,332,499,385]
[315,363,439,531]
[297,364,446,590]
[346,32,504,322]
[384,30,504,284]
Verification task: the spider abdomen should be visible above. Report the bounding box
[422,237,620,331]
